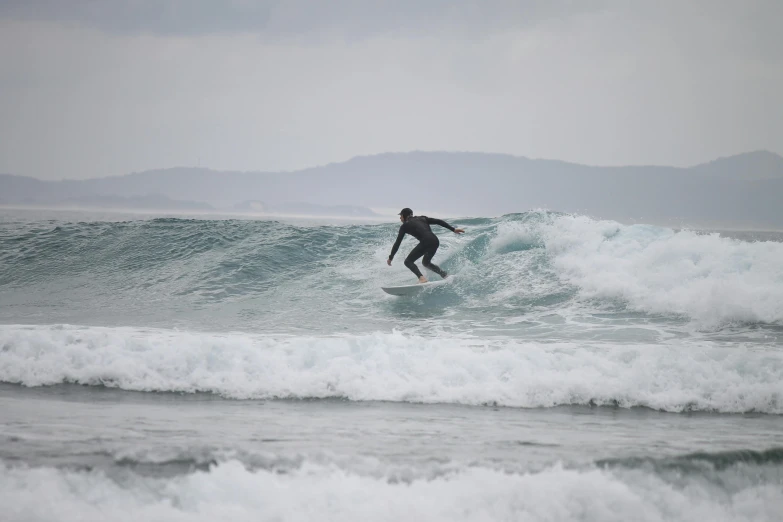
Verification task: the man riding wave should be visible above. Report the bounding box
[387,208,465,283]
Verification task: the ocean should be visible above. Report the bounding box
[1,207,782,521]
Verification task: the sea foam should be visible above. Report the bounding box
[540,215,783,326]
[1,324,780,413]
[2,459,781,522]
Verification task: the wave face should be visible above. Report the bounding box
[1,325,781,412]
[1,211,782,333]
[2,448,782,522]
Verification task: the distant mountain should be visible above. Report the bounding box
[0,173,51,202]
[689,150,783,180]
[2,150,782,227]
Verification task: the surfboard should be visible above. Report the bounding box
[381,279,449,296]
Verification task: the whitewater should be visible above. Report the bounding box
[1,207,782,521]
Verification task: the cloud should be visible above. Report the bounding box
[0,1,780,179]
[0,0,608,38]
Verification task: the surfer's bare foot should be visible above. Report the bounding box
[418,276,428,283]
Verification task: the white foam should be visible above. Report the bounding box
[489,219,542,254]
[1,460,780,522]
[540,215,783,327]
[1,325,781,413]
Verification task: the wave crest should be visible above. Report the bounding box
[2,325,781,413]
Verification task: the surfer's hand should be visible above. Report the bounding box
[454,228,465,234]
[387,258,392,266]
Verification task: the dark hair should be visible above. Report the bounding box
[399,208,413,218]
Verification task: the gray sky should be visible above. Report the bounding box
[1,0,781,180]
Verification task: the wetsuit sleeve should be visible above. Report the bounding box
[389,225,406,260]
[426,217,456,232]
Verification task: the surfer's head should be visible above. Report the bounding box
[398,208,413,222]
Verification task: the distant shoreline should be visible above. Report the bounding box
[3,150,782,229]
[3,204,782,233]
[0,204,392,223]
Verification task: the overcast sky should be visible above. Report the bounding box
[1,0,781,180]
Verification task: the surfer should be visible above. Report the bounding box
[387,208,464,283]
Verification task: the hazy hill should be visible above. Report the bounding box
[689,150,783,180]
[2,150,782,227]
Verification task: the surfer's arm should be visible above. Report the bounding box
[388,226,406,261]
[426,217,464,234]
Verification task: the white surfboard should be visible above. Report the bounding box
[381,279,450,296]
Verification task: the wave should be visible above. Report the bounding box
[536,215,783,326]
[599,447,783,473]
[2,325,781,413]
[2,211,782,329]
[23,444,783,479]
[2,452,782,522]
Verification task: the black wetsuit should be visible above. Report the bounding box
[389,216,455,279]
